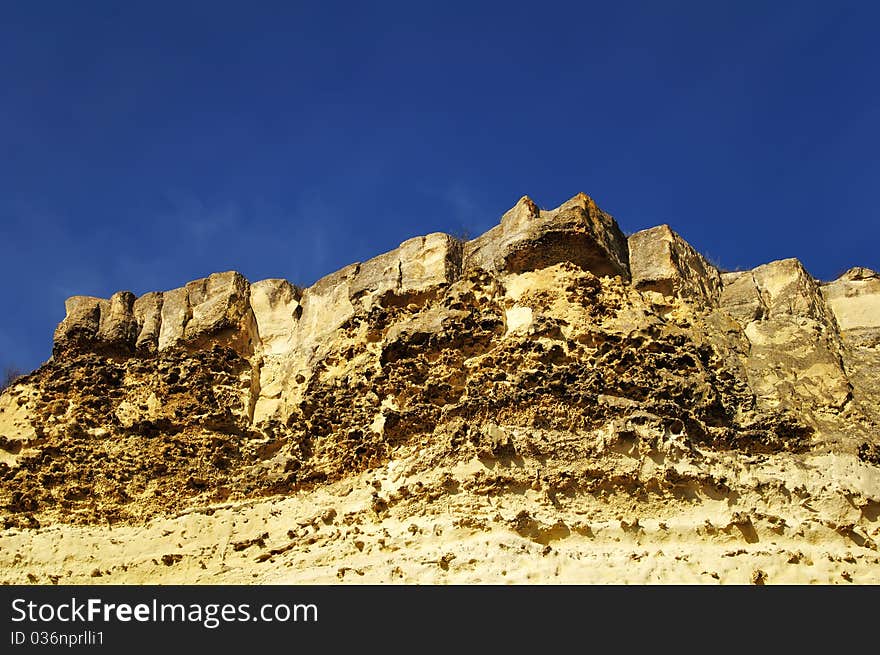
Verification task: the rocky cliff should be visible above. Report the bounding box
[1,193,878,584]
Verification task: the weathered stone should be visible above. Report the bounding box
[821,267,880,347]
[133,292,163,353]
[398,233,462,294]
[720,271,766,325]
[838,266,877,282]
[504,305,533,335]
[296,263,360,345]
[464,193,629,278]
[96,291,137,351]
[750,258,830,321]
[12,190,880,585]
[628,224,721,303]
[348,250,400,302]
[250,279,301,355]
[40,193,876,437]
[722,259,837,327]
[158,286,189,351]
[349,233,462,306]
[184,271,251,343]
[248,278,303,424]
[53,296,106,355]
[56,292,142,354]
[739,259,850,412]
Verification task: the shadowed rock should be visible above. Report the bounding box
[183,271,253,347]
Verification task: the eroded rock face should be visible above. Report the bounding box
[53,296,107,355]
[628,224,721,303]
[464,194,629,278]
[822,267,880,347]
[183,271,252,347]
[720,271,766,323]
[57,272,257,357]
[1,192,878,585]
[48,195,630,362]
[820,267,880,430]
[97,292,138,348]
[249,279,301,356]
[732,259,851,415]
[158,287,190,351]
[133,292,163,353]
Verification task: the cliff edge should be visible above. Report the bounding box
[1,193,878,584]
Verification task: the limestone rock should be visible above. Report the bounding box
[96,291,138,349]
[464,193,629,278]
[183,271,254,353]
[250,279,302,356]
[735,259,850,413]
[55,291,141,355]
[398,233,463,294]
[147,272,256,354]
[750,258,831,322]
[821,267,880,347]
[247,277,303,425]
[348,250,400,303]
[53,296,106,355]
[628,224,721,303]
[296,263,361,346]
[838,266,877,282]
[9,190,877,587]
[720,271,767,324]
[349,232,462,306]
[133,292,164,353]
[158,286,190,351]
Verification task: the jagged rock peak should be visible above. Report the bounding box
[501,195,540,223]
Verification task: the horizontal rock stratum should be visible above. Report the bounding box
[1,192,879,584]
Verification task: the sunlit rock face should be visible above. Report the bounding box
[1,192,878,585]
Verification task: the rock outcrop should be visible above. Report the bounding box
[55,271,257,356]
[822,267,880,347]
[628,224,721,304]
[1,192,878,585]
[464,193,629,277]
[720,259,852,418]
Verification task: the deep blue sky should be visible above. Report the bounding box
[2,1,878,374]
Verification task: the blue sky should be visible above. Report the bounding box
[2,1,878,374]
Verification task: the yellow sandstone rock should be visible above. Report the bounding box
[2,192,878,584]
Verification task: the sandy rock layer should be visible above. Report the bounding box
[1,193,878,584]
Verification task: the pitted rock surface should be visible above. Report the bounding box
[1,193,878,584]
